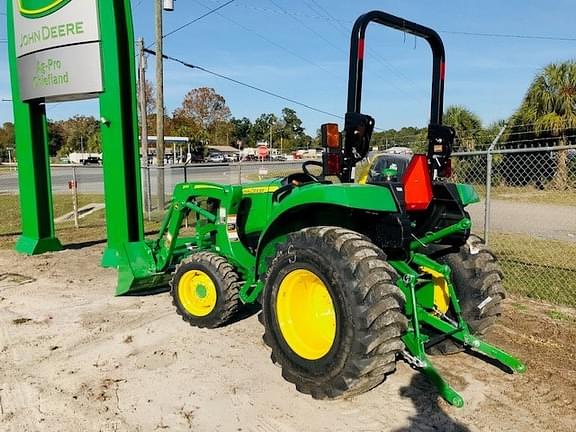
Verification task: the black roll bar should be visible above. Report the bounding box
[347,11,446,125]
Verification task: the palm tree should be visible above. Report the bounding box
[516,61,576,188]
[443,105,483,151]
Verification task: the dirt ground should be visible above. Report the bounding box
[0,246,575,432]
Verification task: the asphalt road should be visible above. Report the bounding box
[0,162,302,194]
[1,163,575,242]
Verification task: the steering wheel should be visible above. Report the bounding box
[302,160,324,183]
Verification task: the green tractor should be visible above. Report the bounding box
[117,11,525,406]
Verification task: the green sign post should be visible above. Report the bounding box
[7,0,144,267]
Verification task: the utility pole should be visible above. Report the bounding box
[269,123,273,149]
[138,38,150,212]
[155,0,166,209]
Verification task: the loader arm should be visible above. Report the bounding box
[116,182,255,295]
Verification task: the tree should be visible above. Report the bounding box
[170,111,205,155]
[251,113,278,144]
[0,122,15,161]
[512,61,576,188]
[371,126,427,153]
[279,107,307,151]
[443,105,483,151]
[56,115,101,157]
[172,87,232,154]
[230,117,253,148]
[144,80,156,116]
[174,87,231,142]
[47,121,65,156]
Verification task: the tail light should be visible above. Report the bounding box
[322,123,340,149]
[403,155,433,211]
[321,123,342,176]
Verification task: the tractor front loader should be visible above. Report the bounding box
[116,11,525,406]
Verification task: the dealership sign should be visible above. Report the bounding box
[12,0,103,101]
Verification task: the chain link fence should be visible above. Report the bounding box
[452,145,576,307]
[1,145,575,307]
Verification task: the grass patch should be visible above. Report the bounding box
[546,310,572,322]
[512,302,529,311]
[490,186,576,206]
[0,193,161,250]
[490,232,576,307]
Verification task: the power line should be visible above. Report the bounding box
[267,0,342,54]
[438,30,576,42]
[144,48,343,120]
[163,0,237,40]
[193,0,344,83]
[205,0,576,43]
[303,0,429,100]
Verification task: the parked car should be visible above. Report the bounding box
[81,156,102,166]
[206,153,225,163]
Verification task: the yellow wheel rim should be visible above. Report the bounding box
[177,270,217,317]
[276,269,337,360]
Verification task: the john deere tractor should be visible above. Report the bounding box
[117,11,525,406]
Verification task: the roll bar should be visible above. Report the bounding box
[341,11,454,181]
[347,10,446,125]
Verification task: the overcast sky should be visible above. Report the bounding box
[1,0,575,133]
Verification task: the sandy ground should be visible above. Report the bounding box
[0,246,575,432]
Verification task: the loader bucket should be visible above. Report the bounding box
[116,241,170,296]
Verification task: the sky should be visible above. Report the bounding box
[1,0,576,134]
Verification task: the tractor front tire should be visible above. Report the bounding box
[171,252,241,329]
[260,227,408,399]
[428,235,506,355]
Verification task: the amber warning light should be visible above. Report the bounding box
[321,123,342,176]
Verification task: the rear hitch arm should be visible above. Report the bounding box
[391,219,526,407]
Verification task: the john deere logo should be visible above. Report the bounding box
[18,0,72,18]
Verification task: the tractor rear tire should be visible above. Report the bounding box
[171,252,241,329]
[260,227,408,399]
[427,235,506,355]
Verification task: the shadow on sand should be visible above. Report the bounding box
[393,373,471,432]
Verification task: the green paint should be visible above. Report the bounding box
[456,183,480,206]
[18,0,72,18]
[98,0,144,267]
[7,0,62,254]
[390,221,525,406]
[196,284,207,298]
[20,23,85,51]
[8,0,144,268]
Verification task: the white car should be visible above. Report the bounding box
[206,153,225,163]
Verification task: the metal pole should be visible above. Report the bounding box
[155,0,166,209]
[146,166,152,221]
[269,123,273,150]
[138,38,150,213]
[483,124,506,245]
[72,166,79,229]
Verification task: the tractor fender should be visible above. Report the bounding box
[254,183,399,283]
